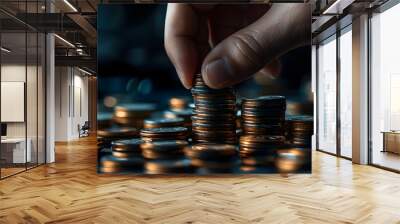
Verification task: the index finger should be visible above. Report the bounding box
[164,4,210,89]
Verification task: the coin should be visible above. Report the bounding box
[140,140,188,160]
[169,97,190,111]
[241,95,287,139]
[191,74,237,144]
[240,135,285,145]
[98,127,139,148]
[286,115,313,147]
[111,138,143,152]
[190,158,240,169]
[143,117,185,129]
[184,143,239,172]
[145,159,193,174]
[185,143,238,159]
[241,156,275,166]
[276,147,307,173]
[239,135,285,167]
[112,151,142,158]
[164,109,192,119]
[140,140,188,152]
[142,148,185,160]
[242,96,286,107]
[113,103,157,127]
[98,112,114,129]
[163,109,193,130]
[140,127,189,141]
[99,154,144,173]
[114,103,157,118]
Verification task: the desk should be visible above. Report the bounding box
[382,131,400,154]
[1,138,31,163]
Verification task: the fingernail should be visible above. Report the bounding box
[203,58,233,89]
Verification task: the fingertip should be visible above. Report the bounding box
[202,58,232,89]
[202,72,220,89]
[182,77,193,89]
[176,69,193,89]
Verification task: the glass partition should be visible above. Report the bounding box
[0,1,46,179]
[1,31,28,177]
[370,3,400,171]
[27,30,38,169]
[317,35,337,154]
[37,32,45,165]
[339,27,352,158]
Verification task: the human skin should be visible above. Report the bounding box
[164,3,311,89]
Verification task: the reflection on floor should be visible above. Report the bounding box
[373,150,400,171]
[0,137,400,223]
[0,163,42,178]
[1,167,25,178]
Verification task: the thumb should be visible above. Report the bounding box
[201,4,310,89]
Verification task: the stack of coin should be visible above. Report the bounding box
[140,127,189,142]
[141,140,192,174]
[191,74,236,144]
[99,154,144,173]
[185,143,239,173]
[143,117,184,129]
[97,127,139,148]
[241,96,286,136]
[239,135,285,167]
[98,112,114,129]
[112,138,143,158]
[286,115,313,172]
[99,138,144,173]
[287,115,313,147]
[113,103,157,128]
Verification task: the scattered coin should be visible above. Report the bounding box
[143,117,184,129]
[113,103,157,127]
[97,127,139,148]
[169,97,190,111]
[163,108,193,130]
[98,127,139,139]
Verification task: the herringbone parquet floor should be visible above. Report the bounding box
[1,136,400,224]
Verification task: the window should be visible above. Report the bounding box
[317,36,337,154]
[370,3,400,171]
[339,28,352,158]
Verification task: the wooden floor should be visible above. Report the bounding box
[1,137,400,224]
[1,167,26,178]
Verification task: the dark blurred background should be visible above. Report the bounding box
[98,4,312,114]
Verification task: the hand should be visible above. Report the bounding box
[164,3,310,89]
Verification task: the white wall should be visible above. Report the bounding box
[1,65,37,138]
[55,66,89,141]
